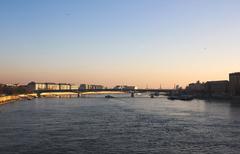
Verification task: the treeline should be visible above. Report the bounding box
[0,85,32,96]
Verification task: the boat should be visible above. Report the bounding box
[179,95,194,101]
[136,93,142,96]
[167,95,178,100]
[168,95,194,101]
[105,95,115,98]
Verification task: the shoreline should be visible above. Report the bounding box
[0,94,37,105]
[1,92,240,106]
[0,91,126,105]
[0,95,20,105]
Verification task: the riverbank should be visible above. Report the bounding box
[0,91,126,105]
[0,95,20,105]
[0,94,36,105]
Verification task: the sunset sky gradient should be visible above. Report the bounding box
[1,0,240,88]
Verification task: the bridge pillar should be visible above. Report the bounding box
[37,92,41,98]
[77,92,81,98]
[150,94,154,98]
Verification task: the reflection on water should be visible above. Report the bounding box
[0,95,240,154]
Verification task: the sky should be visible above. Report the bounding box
[1,0,240,88]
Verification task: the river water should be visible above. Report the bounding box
[0,94,240,154]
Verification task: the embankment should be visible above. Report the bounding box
[0,91,126,105]
[0,95,20,105]
[0,94,37,105]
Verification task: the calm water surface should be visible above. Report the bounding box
[1,94,240,154]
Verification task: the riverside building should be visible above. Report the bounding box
[79,84,104,90]
[27,82,78,91]
[59,83,71,90]
[229,72,240,96]
[70,85,79,90]
[205,80,229,98]
[113,85,138,90]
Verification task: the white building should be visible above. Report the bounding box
[28,82,47,91]
[70,84,79,90]
[59,83,71,90]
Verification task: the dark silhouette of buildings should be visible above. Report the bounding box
[229,72,240,96]
[186,80,229,98]
[205,80,229,98]
[0,84,29,96]
[186,72,240,99]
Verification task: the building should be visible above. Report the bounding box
[79,84,104,90]
[27,82,47,91]
[229,72,240,96]
[79,84,91,90]
[186,81,205,92]
[113,85,138,90]
[90,85,104,90]
[70,84,79,90]
[28,82,78,91]
[46,83,59,90]
[205,80,229,97]
[185,81,205,97]
[28,82,80,91]
[125,86,138,90]
[59,83,71,90]
[5,83,19,87]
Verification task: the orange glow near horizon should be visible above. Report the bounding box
[0,67,235,89]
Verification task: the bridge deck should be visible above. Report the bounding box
[35,89,174,93]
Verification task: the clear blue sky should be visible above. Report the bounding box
[1,0,240,88]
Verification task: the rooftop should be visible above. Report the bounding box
[230,72,240,75]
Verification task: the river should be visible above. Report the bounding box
[0,94,240,154]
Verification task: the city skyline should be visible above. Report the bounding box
[0,71,237,89]
[1,0,240,88]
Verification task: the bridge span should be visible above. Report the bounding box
[35,89,175,97]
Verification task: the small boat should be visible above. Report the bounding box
[168,95,178,100]
[179,95,194,101]
[105,95,115,98]
[136,93,142,96]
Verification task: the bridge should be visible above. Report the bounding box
[35,89,176,97]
